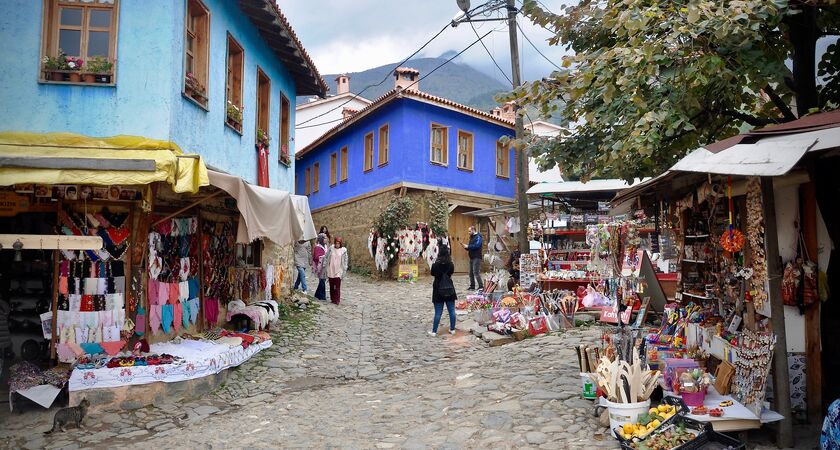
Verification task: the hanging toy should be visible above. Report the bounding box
[719,176,745,252]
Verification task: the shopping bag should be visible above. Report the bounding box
[528,316,548,335]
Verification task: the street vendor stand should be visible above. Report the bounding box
[611,110,840,445]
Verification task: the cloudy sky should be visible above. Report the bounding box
[281,0,571,83]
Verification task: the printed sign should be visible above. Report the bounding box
[0,192,31,217]
[599,306,632,324]
[398,261,418,282]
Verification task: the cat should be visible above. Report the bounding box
[44,398,89,434]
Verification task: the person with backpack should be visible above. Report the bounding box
[429,242,457,336]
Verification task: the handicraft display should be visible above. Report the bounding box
[147,216,200,336]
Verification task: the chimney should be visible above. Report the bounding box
[496,102,516,121]
[342,107,358,120]
[335,74,350,95]
[394,67,420,92]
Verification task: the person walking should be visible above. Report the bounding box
[429,243,457,336]
[293,239,311,293]
[324,236,348,305]
[312,233,328,301]
[462,225,484,290]
[319,225,332,243]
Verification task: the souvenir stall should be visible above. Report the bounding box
[368,223,440,279]
[610,112,840,443]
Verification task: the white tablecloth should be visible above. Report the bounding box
[68,339,271,392]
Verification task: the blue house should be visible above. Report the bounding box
[296,68,515,272]
[0,0,327,190]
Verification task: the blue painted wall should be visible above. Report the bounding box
[297,97,515,210]
[0,0,299,191]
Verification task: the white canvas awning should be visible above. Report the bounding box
[291,195,317,240]
[528,178,648,195]
[670,126,840,176]
[207,170,305,246]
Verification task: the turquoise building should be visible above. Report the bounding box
[0,0,326,190]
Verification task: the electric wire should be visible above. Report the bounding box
[296,29,495,131]
[295,22,451,128]
[517,21,563,72]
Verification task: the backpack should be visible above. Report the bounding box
[437,263,456,298]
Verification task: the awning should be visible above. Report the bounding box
[671,126,840,176]
[463,202,542,218]
[0,132,208,193]
[207,170,304,246]
[291,195,317,240]
[528,179,648,195]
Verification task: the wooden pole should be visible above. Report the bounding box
[800,181,822,423]
[761,177,794,448]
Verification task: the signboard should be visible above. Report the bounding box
[398,260,418,282]
[599,306,632,324]
[0,192,31,217]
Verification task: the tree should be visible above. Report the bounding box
[505,0,840,181]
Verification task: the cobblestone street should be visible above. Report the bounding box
[1,273,790,449]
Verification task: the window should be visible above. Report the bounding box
[364,132,374,172]
[236,241,262,267]
[304,167,311,195]
[496,140,510,178]
[279,94,291,164]
[225,33,244,132]
[184,0,209,106]
[340,147,348,181]
[457,131,474,170]
[378,124,389,166]
[330,153,337,186]
[430,124,448,165]
[313,163,320,193]
[256,68,271,146]
[41,0,119,84]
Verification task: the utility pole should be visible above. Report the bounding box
[452,0,529,253]
[506,0,530,254]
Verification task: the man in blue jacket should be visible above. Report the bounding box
[462,226,484,290]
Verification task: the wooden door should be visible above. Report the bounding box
[448,207,476,273]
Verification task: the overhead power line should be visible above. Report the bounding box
[516,21,563,72]
[470,21,513,86]
[296,22,451,128]
[297,29,495,131]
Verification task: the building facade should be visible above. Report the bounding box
[0,0,326,191]
[295,74,373,150]
[296,68,515,272]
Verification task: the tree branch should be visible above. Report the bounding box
[719,110,788,126]
[763,85,798,120]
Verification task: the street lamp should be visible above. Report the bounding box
[452,0,530,255]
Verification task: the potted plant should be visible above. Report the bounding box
[84,57,113,83]
[65,56,83,82]
[256,128,270,147]
[184,72,206,105]
[42,50,68,81]
[226,101,243,132]
[280,143,291,165]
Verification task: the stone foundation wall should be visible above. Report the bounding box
[69,371,227,412]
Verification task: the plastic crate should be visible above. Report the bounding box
[677,430,746,450]
[614,396,690,445]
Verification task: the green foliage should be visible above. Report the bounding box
[85,57,113,74]
[505,0,840,182]
[427,191,449,235]
[42,50,68,70]
[373,195,415,238]
[348,265,372,277]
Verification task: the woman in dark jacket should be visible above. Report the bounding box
[429,243,457,336]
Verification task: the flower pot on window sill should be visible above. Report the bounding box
[226,116,242,132]
[94,74,112,84]
[68,72,81,83]
[189,91,207,106]
[49,71,65,82]
[82,73,96,83]
[185,87,194,97]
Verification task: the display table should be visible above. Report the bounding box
[69,339,271,392]
[664,386,782,432]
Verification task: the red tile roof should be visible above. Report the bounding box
[296,88,515,159]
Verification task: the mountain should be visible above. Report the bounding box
[308,57,510,112]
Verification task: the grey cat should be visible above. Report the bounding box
[44,398,89,434]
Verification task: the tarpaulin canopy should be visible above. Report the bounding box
[0,132,208,193]
[207,170,305,246]
[291,195,317,241]
[527,179,648,195]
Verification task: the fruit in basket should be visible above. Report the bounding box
[619,404,678,440]
[630,422,695,450]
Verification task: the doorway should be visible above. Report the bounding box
[448,207,477,273]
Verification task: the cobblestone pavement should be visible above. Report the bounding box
[1,273,811,449]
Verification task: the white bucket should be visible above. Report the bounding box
[606,398,651,438]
